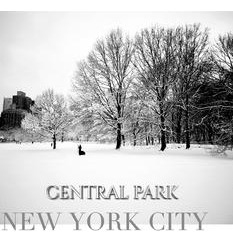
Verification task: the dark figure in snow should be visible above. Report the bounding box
[78,145,85,156]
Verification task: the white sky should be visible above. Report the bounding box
[0,12,233,111]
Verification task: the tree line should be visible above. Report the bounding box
[23,24,233,151]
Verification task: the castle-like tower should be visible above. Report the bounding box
[0,91,34,129]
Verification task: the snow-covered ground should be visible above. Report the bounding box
[0,142,232,224]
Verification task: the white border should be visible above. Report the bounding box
[0,2,232,241]
[0,225,233,242]
[0,0,233,11]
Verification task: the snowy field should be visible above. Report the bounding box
[0,142,232,224]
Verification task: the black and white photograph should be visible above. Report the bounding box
[0,10,232,235]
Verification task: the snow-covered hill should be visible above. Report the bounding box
[0,142,232,224]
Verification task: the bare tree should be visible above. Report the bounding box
[212,33,233,148]
[21,112,41,142]
[22,89,72,149]
[73,29,135,149]
[134,26,178,151]
[125,82,152,146]
[213,33,233,94]
[175,24,210,149]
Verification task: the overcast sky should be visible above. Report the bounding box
[0,12,233,111]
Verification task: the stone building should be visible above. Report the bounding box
[3,98,12,111]
[0,91,34,129]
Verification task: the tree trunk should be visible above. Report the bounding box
[176,107,182,144]
[133,131,137,146]
[159,102,167,151]
[148,136,151,145]
[231,120,233,147]
[207,125,213,144]
[116,123,122,149]
[122,134,125,146]
[145,136,148,146]
[151,137,154,145]
[158,135,161,144]
[161,130,166,151]
[53,133,56,150]
[166,132,170,144]
[160,113,166,151]
[185,95,190,149]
